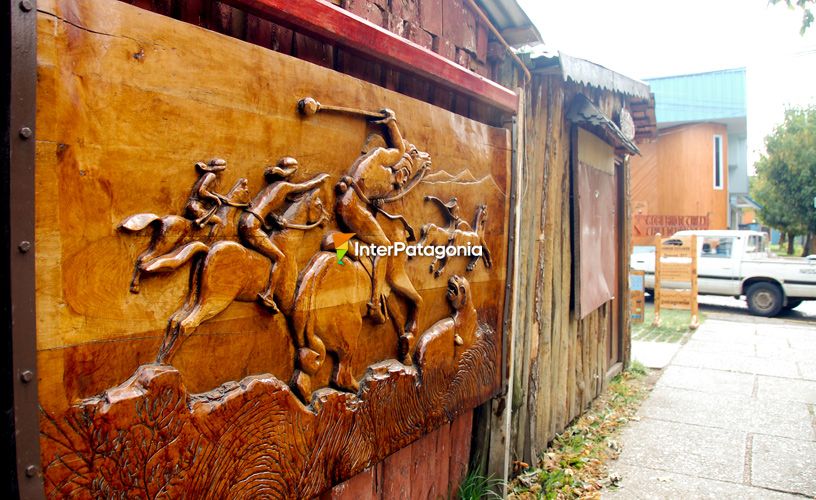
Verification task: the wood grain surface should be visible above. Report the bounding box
[35,0,510,496]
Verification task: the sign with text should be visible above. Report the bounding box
[653,234,699,329]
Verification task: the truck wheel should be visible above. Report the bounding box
[746,282,783,317]
[783,299,803,311]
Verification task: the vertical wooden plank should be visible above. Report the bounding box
[179,0,205,25]
[382,437,413,500]
[246,14,275,49]
[449,411,473,496]
[690,234,700,328]
[323,464,382,500]
[653,233,662,326]
[432,423,452,497]
[408,428,437,499]
[621,155,633,367]
[293,32,334,68]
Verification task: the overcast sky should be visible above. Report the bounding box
[517,0,816,165]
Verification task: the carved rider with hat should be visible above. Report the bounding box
[335,110,431,324]
[185,158,230,228]
[239,157,329,312]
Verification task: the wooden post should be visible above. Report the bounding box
[690,234,699,329]
[652,233,662,326]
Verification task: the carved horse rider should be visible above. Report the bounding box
[184,158,234,228]
[424,195,469,231]
[335,109,431,323]
[238,157,329,313]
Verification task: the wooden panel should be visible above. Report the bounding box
[219,0,518,113]
[659,289,693,309]
[661,265,692,282]
[35,1,511,497]
[653,235,699,327]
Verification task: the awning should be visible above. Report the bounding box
[567,94,640,155]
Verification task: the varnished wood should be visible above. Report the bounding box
[653,234,699,328]
[219,0,519,113]
[35,0,510,496]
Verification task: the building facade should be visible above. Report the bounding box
[631,68,756,245]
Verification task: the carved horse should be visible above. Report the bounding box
[154,190,329,364]
[289,217,420,401]
[119,178,251,293]
[448,204,492,273]
[422,204,491,277]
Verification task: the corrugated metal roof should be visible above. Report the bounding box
[645,68,746,124]
[475,0,542,46]
[518,46,652,99]
[567,94,640,155]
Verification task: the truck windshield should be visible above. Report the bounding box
[701,237,734,258]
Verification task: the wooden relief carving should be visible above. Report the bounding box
[35,2,510,497]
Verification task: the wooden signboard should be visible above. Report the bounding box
[653,234,699,329]
[629,269,645,324]
[33,1,511,497]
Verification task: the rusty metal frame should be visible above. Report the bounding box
[4,0,43,497]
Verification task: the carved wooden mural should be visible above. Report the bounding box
[35,1,510,497]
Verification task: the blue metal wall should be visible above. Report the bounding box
[646,68,746,124]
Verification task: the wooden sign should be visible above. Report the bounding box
[34,1,511,497]
[629,269,645,324]
[653,234,699,329]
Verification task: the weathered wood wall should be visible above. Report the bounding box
[490,74,632,468]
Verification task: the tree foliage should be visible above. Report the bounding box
[751,106,816,253]
[769,0,815,34]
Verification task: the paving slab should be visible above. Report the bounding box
[755,343,814,362]
[637,385,814,440]
[756,323,816,340]
[756,376,816,405]
[657,365,755,396]
[617,418,746,483]
[799,361,816,381]
[697,320,757,336]
[607,316,816,497]
[682,339,756,356]
[751,433,816,497]
[671,350,800,378]
[631,341,681,369]
[606,463,801,499]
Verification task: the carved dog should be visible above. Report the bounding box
[413,275,478,374]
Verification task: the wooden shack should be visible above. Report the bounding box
[1,0,654,497]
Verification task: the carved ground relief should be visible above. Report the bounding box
[35,1,511,497]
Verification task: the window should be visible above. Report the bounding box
[713,135,724,190]
[701,236,733,258]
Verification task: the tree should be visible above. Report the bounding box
[751,106,816,255]
[769,0,815,34]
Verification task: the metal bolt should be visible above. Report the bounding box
[20,370,33,383]
[25,465,36,478]
[19,127,32,139]
[18,241,31,253]
[19,0,33,12]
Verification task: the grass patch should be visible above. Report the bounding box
[457,470,503,499]
[631,303,704,343]
[508,366,655,499]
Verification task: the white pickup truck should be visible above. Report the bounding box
[630,230,816,317]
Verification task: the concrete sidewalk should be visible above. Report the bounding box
[607,319,816,498]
